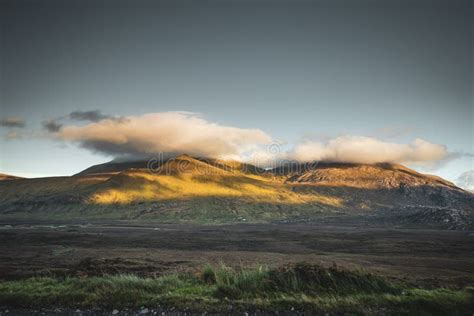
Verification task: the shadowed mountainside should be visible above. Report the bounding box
[0,155,472,227]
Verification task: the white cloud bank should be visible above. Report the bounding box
[286,136,449,166]
[57,112,272,160]
[50,112,452,168]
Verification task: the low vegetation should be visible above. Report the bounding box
[1,263,472,314]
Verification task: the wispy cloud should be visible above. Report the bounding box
[42,110,122,133]
[4,130,21,140]
[0,117,25,128]
[42,119,63,132]
[69,110,118,122]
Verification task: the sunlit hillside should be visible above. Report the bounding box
[89,156,341,207]
[0,155,472,225]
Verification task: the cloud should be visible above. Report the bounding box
[456,170,474,192]
[42,119,63,132]
[69,110,126,122]
[69,110,114,122]
[50,112,454,169]
[57,112,272,159]
[0,117,25,128]
[4,130,21,140]
[42,110,120,133]
[277,136,450,167]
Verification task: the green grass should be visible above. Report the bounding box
[0,263,472,315]
[0,199,342,225]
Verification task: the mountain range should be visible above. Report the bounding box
[0,155,472,229]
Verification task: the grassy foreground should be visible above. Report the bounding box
[0,263,473,315]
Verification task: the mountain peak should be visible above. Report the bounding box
[174,154,193,160]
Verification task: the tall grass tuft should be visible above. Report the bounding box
[267,262,398,295]
[201,264,216,284]
[206,262,399,299]
[211,264,270,298]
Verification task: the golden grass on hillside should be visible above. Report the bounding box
[90,170,343,207]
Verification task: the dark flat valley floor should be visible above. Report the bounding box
[0,220,473,288]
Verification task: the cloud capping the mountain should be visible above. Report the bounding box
[52,112,453,168]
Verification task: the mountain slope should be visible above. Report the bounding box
[0,173,23,181]
[0,156,472,227]
[283,162,457,189]
[275,162,471,208]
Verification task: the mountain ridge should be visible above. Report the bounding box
[0,156,472,228]
[0,173,24,181]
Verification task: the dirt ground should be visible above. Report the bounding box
[0,220,473,288]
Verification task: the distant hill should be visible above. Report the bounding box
[0,155,472,228]
[0,173,23,181]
